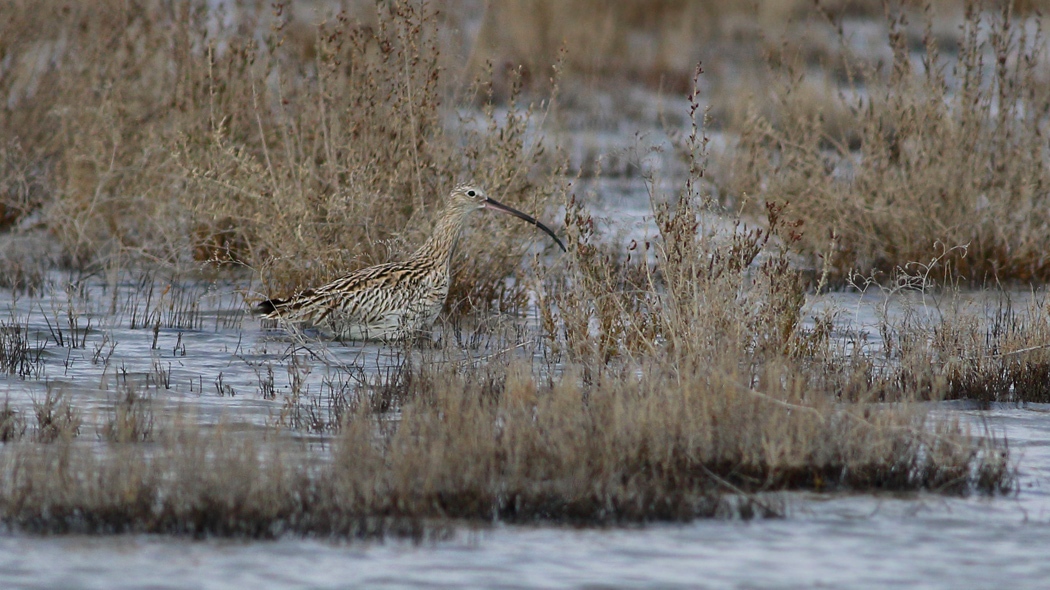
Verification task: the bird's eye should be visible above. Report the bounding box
[467,190,476,197]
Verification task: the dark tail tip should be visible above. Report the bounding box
[253,298,282,316]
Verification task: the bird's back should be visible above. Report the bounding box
[256,256,449,341]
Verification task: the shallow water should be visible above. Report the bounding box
[0,269,546,433]
[1,271,1048,588]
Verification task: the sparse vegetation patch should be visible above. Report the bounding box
[720,4,1050,283]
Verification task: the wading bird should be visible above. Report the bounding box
[255,184,566,341]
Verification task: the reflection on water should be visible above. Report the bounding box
[1,270,1049,588]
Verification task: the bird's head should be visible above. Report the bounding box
[447,183,566,252]
[448,183,490,211]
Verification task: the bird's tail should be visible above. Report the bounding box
[253,297,286,316]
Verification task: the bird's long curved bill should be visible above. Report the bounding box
[483,197,566,252]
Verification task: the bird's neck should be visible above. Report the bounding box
[413,206,470,268]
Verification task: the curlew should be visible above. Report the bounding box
[255,184,566,341]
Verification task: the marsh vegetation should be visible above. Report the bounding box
[0,0,1047,538]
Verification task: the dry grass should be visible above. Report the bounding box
[910,290,1050,405]
[0,91,1021,536]
[719,3,1050,283]
[0,319,45,379]
[0,270,1020,537]
[0,346,1013,536]
[5,1,1050,288]
[0,0,564,314]
[0,0,1040,538]
[943,316,1050,405]
[470,0,1010,95]
[0,399,26,443]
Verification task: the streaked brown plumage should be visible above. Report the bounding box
[255,184,565,341]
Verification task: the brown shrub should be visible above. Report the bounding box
[0,0,564,314]
[719,4,1050,284]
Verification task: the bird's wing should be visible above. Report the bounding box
[260,262,410,325]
